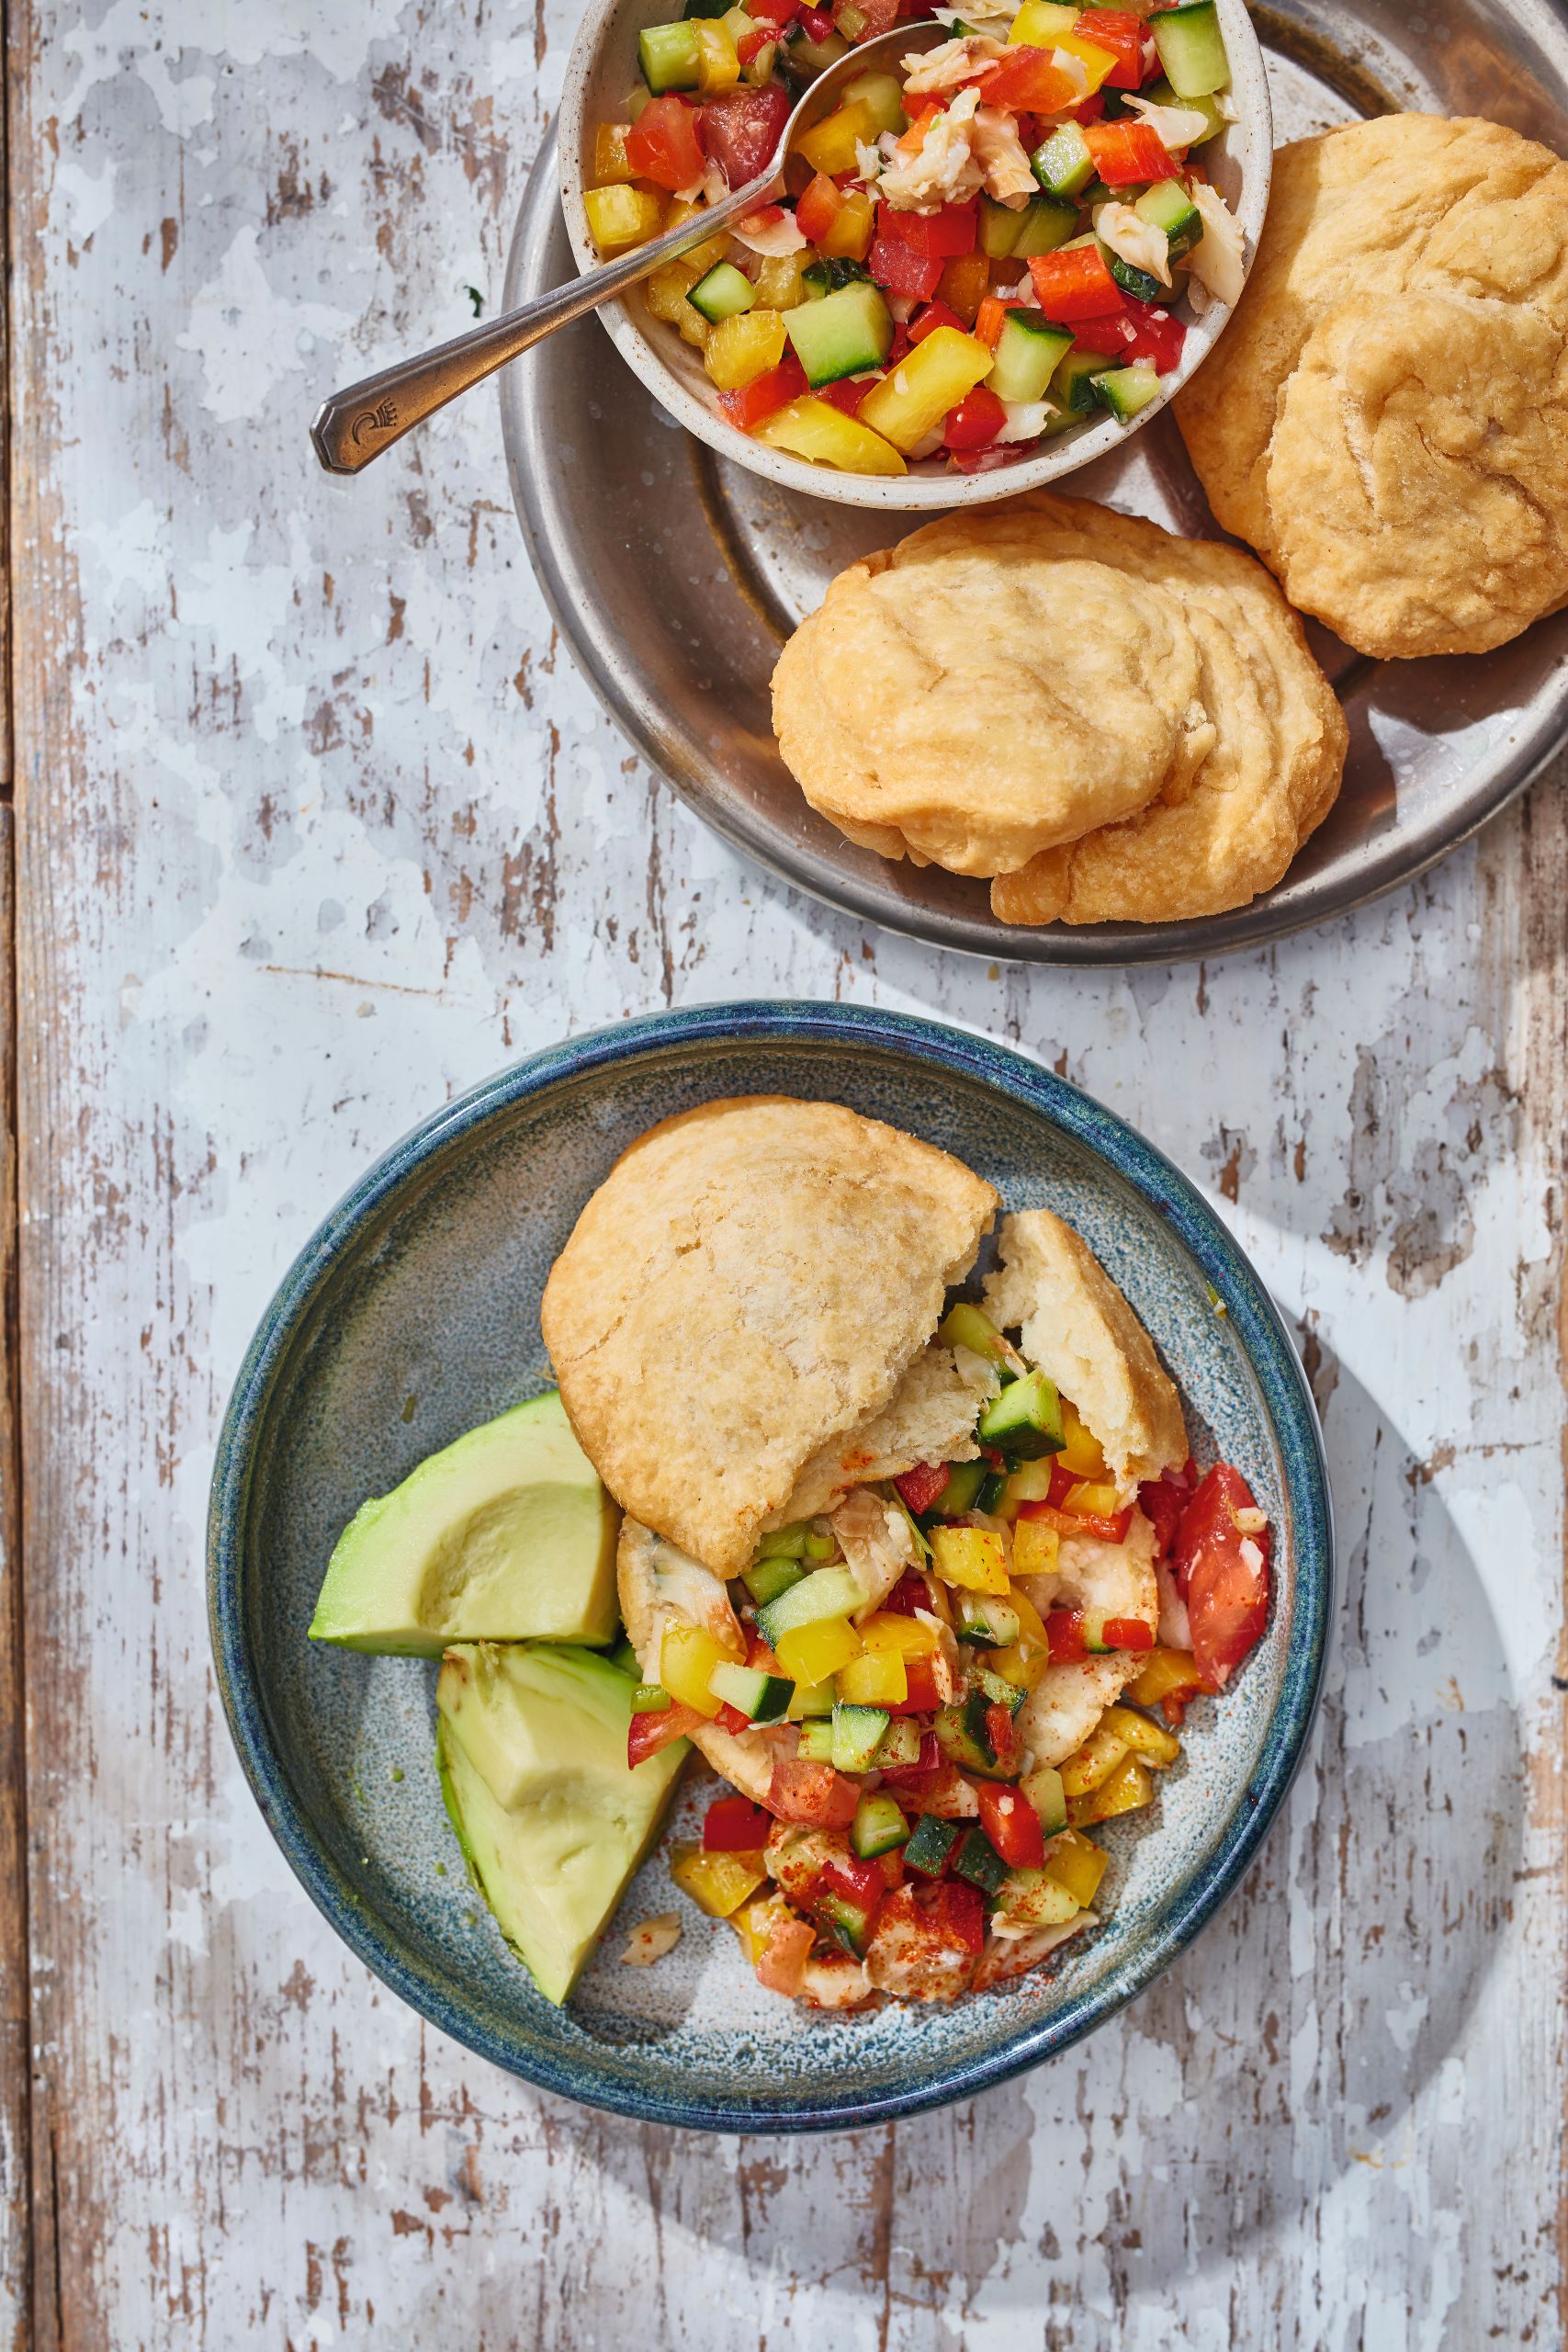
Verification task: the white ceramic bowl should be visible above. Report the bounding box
[558,0,1271,510]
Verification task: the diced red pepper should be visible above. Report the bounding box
[821,375,877,415]
[976,1781,1046,1870]
[746,0,800,24]
[1100,1617,1156,1653]
[1122,298,1187,372]
[869,231,944,301]
[894,1460,951,1514]
[930,1880,986,1955]
[737,23,774,64]
[976,45,1081,112]
[1045,1608,1088,1664]
[881,1572,931,1618]
[796,169,842,245]
[878,1728,942,1784]
[626,1700,705,1769]
[700,83,791,188]
[717,351,808,428]
[767,1755,861,1827]
[985,1702,1021,1775]
[821,1849,885,1908]
[1173,1463,1271,1690]
[1069,311,1141,357]
[942,385,1007,450]
[1029,245,1126,321]
[951,445,1024,473]
[1067,90,1106,125]
[717,1701,751,1736]
[1019,1496,1135,1544]
[877,199,977,259]
[746,1632,784,1674]
[1084,119,1176,187]
[626,94,706,194]
[895,101,946,153]
[703,1793,774,1852]
[908,299,964,346]
[975,294,1023,349]
[1138,1475,1188,1560]
[1075,8,1149,88]
[883,1657,944,1715]
[800,4,834,37]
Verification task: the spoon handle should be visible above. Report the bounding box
[310,179,769,476]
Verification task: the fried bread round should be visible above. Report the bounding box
[541,1096,998,1577]
[1175,114,1568,658]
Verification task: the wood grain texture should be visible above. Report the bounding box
[4,0,1565,2345]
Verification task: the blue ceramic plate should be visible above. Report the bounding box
[209,1003,1331,2133]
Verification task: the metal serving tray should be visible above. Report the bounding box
[501,0,1568,967]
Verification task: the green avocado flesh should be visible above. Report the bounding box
[308,1390,620,1655]
[436,1643,689,2005]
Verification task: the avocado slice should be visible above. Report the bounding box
[436,1643,689,2004]
[309,1391,619,1655]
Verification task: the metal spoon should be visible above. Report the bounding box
[310,18,952,475]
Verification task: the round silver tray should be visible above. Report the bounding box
[501,0,1568,967]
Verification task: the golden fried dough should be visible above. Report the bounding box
[1176,114,1568,658]
[541,1096,997,1576]
[987,506,1346,925]
[981,1209,1187,1498]
[772,507,1218,875]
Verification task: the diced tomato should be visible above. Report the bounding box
[883,1657,943,1715]
[1084,119,1175,187]
[951,445,1025,472]
[1045,1608,1087,1664]
[745,1632,784,1674]
[703,1793,773,1852]
[943,385,1007,449]
[869,231,944,300]
[747,0,800,23]
[1075,8,1148,88]
[1019,1496,1135,1544]
[930,1880,986,1955]
[1100,1617,1156,1652]
[800,4,834,36]
[894,1459,951,1513]
[1138,1476,1188,1560]
[717,351,808,428]
[1029,244,1125,321]
[881,1572,930,1618]
[821,1849,885,1908]
[878,199,977,259]
[626,1700,704,1769]
[737,24,773,64]
[700,83,791,188]
[1173,1463,1271,1690]
[717,1701,751,1736]
[755,1912,814,1994]
[821,374,877,415]
[878,1728,942,1783]
[795,169,841,244]
[626,95,705,194]
[976,45,1080,112]
[767,1755,861,1827]
[976,1781,1046,1870]
[1069,311,1140,357]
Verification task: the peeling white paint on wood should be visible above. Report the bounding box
[6,0,1565,2345]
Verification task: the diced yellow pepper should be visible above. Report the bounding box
[1068,1752,1155,1826]
[729,1889,793,1964]
[775,1614,862,1686]
[662,200,730,276]
[1010,1518,1060,1579]
[645,260,704,321]
[930,1523,1011,1595]
[594,123,637,184]
[1057,1399,1107,1479]
[795,98,880,179]
[786,1676,836,1720]
[1009,1,1077,39]
[720,5,752,45]
[753,251,813,311]
[705,308,788,390]
[1052,28,1119,90]
[694,17,740,93]
[1127,1645,1206,1714]
[1009,1582,1051,1649]
[989,1641,1045,1690]
[1065,1479,1122,1521]
[998,1457,1055,1520]
[857,327,993,453]
[660,1622,728,1718]
[836,1646,908,1707]
[752,397,908,476]
[670,1843,768,1918]
[584,184,666,255]
[859,1611,940,1658]
[1100,1702,1182,1768]
[1042,1826,1109,1909]
[818,187,875,263]
[1059,1720,1131,1798]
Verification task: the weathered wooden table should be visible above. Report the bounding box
[2,1,1563,2343]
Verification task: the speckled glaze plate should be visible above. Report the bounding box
[209,1003,1331,2132]
[501,0,1568,967]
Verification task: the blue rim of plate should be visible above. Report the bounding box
[208,1001,1333,2132]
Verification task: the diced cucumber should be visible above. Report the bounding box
[1054,345,1116,413]
[1107,254,1166,303]
[979,195,1026,260]
[971,1664,1025,1714]
[803,1528,837,1560]
[609,1637,640,1676]
[976,1467,1009,1514]
[953,1826,1009,1896]
[1032,120,1094,199]
[638,19,701,91]
[937,1303,1013,1367]
[934,1699,1008,1779]
[903,1814,960,1875]
[1093,362,1161,421]
[784,280,894,388]
[802,255,874,298]
[821,1890,875,1954]
[956,1592,1022,1647]
[708,1661,795,1724]
[1021,1763,1068,1835]
[977,1367,1065,1460]
[839,68,906,136]
[831,1702,891,1774]
[852,1792,909,1858]
[682,0,731,15]
[744,1553,805,1608]
[1135,176,1202,257]
[756,1521,810,1561]
[1010,196,1079,259]
[785,23,849,72]
[631,1682,673,1713]
[789,1676,836,1718]
[689,262,757,324]
[796,1717,836,1759]
[934,1459,987,1518]
[874,1716,923,1770]
[756,1565,863,1645]
[998,1866,1078,1927]
[1143,79,1225,142]
[1152,0,1230,97]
